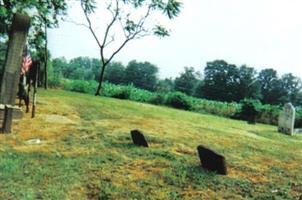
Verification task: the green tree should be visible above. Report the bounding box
[202,60,240,102]
[104,62,125,85]
[257,68,285,105]
[79,0,182,95]
[52,57,69,77]
[69,57,98,80]
[156,78,175,93]
[174,67,199,96]
[280,73,302,106]
[236,65,261,100]
[124,60,158,91]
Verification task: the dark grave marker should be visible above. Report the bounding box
[130,130,149,147]
[197,145,227,175]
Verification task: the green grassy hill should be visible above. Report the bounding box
[1,90,302,199]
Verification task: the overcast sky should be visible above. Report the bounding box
[48,0,302,79]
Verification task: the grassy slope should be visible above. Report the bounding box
[0,89,302,200]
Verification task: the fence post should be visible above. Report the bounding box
[0,13,30,133]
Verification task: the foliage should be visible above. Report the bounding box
[201,60,261,102]
[234,99,261,123]
[104,62,125,85]
[202,60,240,102]
[124,60,159,91]
[174,67,200,96]
[257,68,286,105]
[201,60,302,106]
[63,79,98,94]
[60,79,302,127]
[156,78,174,93]
[165,92,192,110]
[110,87,131,100]
[148,93,166,105]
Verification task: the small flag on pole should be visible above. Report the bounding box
[21,48,32,75]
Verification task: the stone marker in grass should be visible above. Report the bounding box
[278,103,295,135]
[130,129,149,147]
[197,145,227,175]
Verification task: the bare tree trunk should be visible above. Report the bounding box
[44,23,48,90]
[95,64,106,96]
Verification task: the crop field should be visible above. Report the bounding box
[0,89,302,199]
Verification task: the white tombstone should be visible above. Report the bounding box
[278,103,295,135]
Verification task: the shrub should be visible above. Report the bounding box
[63,80,97,94]
[165,92,192,110]
[111,87,131,99]
[48,75,63,88]
[234,99,260,123]
[128,86,154,102]
[148,94,166,105]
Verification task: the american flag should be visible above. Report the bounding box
[21,49,32,75]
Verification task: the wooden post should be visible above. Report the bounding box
[0,13,31,105]
[32,61,39,118]
[2,105,13,133]
[0,13,30,133]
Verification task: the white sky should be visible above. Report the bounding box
[48,0,302,79]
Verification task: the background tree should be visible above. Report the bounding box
[52,56,101,81]
[124,60,158,91]
[52,57,69,77]
[79,0,182,95]
[174,67,199,96]
[156,78,175,93]
[202,60,240,102]
[280,73,302,105]
[257,68,284,105]
[69,57,97,80]
[104,62,125,85]
[236,65,261,100]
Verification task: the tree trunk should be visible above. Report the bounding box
[44,23,48,90]
[95,63,106,96]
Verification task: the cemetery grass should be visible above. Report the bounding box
[0,90,302,199]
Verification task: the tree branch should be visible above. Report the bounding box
[102,0,119,48]
[80,1,102,49]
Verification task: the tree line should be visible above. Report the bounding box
[51,57,302,106]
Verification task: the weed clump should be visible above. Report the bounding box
[165,92,192,110]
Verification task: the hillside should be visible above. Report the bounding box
[0,89,302,199]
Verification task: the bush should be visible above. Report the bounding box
[111,87,131,99]
[48,75,63,88]
[63,80,97,94]
[128,86,154,102]
[148,94,166,105]
[234,99,260,123]
[60,79,302,127]
[165,92,192,110]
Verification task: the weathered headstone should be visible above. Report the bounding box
[197,145,227,175]
[130,130,149,147]
[278,103,295,135]
[0,104,23,120]
[0,13,30,133]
